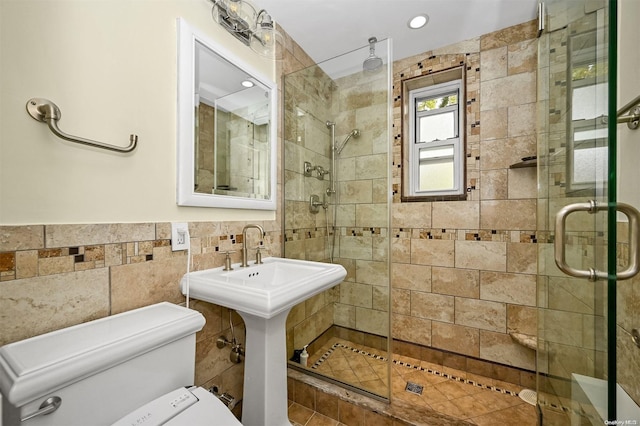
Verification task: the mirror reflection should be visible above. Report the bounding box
[194,41,271,199]
[567,29,608,195]
[177,18,276,210]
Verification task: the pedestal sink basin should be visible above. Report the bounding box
[181,257,346,426]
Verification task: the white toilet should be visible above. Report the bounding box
[0,302,242,426]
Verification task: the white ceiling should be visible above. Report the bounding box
[252,0,539,64]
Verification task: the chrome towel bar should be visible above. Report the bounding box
[617,94,640,130]
[26,98,138,153]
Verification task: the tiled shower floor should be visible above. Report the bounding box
[298,337,537,425]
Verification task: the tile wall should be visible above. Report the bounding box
[283,45,390,357]
[0,221,281,401]
[391,20,539,373]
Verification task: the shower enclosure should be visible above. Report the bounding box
[283,39,392,399]
[537,0,640,423]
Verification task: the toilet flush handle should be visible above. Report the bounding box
[21,396,62,422]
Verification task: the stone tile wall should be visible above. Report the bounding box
[391,20,539,373]
[283,42,391,357]
[0,220,281,401]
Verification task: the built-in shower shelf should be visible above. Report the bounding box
[510,332,537,350]
[509,156,537,169]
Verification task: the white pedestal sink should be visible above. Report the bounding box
[181,257,346,426]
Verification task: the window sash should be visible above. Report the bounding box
[408,79,464,197]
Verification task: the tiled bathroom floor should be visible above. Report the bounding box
[293,337,537,425]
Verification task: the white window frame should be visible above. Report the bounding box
[408,79,465,197]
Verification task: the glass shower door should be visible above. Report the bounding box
[536,0,615,423]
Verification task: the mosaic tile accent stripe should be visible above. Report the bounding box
[312,342,521,397]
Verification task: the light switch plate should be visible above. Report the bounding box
[171,222,189,251]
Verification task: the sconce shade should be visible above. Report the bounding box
[211,0,281,60]
[250,12,284,60]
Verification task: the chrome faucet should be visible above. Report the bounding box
[241,224,265,267]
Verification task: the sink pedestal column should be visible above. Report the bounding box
[237,308,292,426]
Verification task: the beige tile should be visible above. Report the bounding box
[15,250,38,279]
[480,72,536,111]
[480,330,536,370]
[455,240,507,272]
[480,200,536,230]
[480,20,537,50]
[355,154,387,180]
[0,268,109,345]
[338,400,365,426]
[507,167,537,200]
[432,322,480,357]
[355,203,387,228]
[338,180,372,204]
[392,313,432,347]
[392,289,411,315]
[391,263,431,291]
[110,256,186,314]
[392,202,431,229]
[340,282,372,308]
[410,291,454,323]
[507,305,537,337]
[455,298,507,333]
[339,235,372,260]
[480,108,508,141]
[431,201,480,229]
[508,103,536,137]
[356,259,389,287]
[355,307,388,335]
[411,239,455,267]
[508,39,537,75]
[0,225,44,251]
[289,402,315,425]
[431,267,479,298]
[480,169,508,200]
[391,237,411,263]
[480,47,507,81]
[480,271,536,306]
[480,135,536,170]
[45,223,155,247]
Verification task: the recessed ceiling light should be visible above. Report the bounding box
[241,80,255,88]
[408,14,429,29]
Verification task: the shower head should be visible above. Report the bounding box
[363,37,383,73]
[336,129,360,154]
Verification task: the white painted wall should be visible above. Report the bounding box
[617,0,640,212]
[0,0,276,225]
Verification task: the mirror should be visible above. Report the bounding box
[177,18,277,209]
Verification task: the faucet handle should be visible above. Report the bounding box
[254,246,266,264]
[219,250,236,271]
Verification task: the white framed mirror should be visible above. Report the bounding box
[177,18,277,210]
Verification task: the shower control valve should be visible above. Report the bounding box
[303,161,316,177]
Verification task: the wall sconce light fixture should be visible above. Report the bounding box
[211,0,283,60]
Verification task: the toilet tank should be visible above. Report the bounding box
[0,302,205,426]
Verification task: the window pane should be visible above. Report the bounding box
[571,83,607,120]
[418,145,454,191]
[419,146,454,159]
[418,112,455,143]
[573,146,608,184]
[417,93,458,111]
[574,127,607,141]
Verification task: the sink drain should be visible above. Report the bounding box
[405,382,424,395]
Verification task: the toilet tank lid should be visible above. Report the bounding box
[0,302,205,406]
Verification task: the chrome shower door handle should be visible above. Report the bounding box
[616,203,640,280]
[554,200,640,281]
